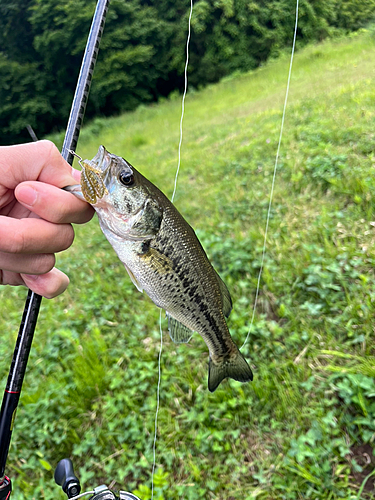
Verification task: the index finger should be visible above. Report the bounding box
[15,181,94,224]
[0,140,80,190]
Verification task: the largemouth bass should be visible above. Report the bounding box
[66,146,253,392]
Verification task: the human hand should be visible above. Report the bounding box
[0,140,94,298]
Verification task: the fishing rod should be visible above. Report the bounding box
[0,0,110,497]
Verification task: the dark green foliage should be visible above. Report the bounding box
[1,0,375,144]
[89,0,171,114]
[0,55,52,139]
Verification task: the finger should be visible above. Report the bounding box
[0,269,25,286]
[15,182,94,224]
[0,140,82,190]
[0,251,55,275]
[22,268,70,299]
[0,216,74,254]
[1,268,69,298]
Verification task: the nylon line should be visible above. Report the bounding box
[151,310,163,500]
[151,2,193,496]
[241,0,299,350]
[171,0,193,203]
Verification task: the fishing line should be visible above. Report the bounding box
[240,0,299,351]
[171,0,193,203]
[151,2,193,496]
[151,310,163,500]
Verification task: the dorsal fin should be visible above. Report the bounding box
[215,272,232,318]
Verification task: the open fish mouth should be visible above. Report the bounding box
[90,144,109,173]
[67,146,111,204]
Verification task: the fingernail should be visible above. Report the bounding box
[17,185,37,206]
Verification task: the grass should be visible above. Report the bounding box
[1,29,375,499]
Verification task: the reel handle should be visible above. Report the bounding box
[54,458,81,498]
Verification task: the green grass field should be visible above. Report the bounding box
[1,29,375,499]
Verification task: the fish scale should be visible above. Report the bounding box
[151,208,228,349]
[65,145,253,392]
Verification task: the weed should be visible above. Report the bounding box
[1,31,375,499]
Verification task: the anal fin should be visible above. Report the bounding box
[166,313,193,344]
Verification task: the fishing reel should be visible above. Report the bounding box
[0,476,11,500]
[55,458,141,500]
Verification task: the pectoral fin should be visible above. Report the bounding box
[139,245,174,275]
[166,313,194,343]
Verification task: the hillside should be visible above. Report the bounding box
[1,30,375,499]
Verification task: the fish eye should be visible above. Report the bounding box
[119,170,135,187]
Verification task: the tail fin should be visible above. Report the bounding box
[208,349,253,392]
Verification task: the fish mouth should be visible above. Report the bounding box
[81,146,114,204]
[91,145,106,170]
[62,183,85,201]
[63,146,113,204]
[90,145,113,177]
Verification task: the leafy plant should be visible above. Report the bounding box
[1,30,375,499]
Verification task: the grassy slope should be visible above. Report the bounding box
[1,30,375,499]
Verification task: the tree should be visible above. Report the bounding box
[0,0,374,144]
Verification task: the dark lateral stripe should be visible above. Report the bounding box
[202,309,230,355]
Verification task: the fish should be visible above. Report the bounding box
[65,145,253,392]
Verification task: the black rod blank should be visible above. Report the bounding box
[0,0,110,482]
[0,290,41,479]
[62,0,109,163]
